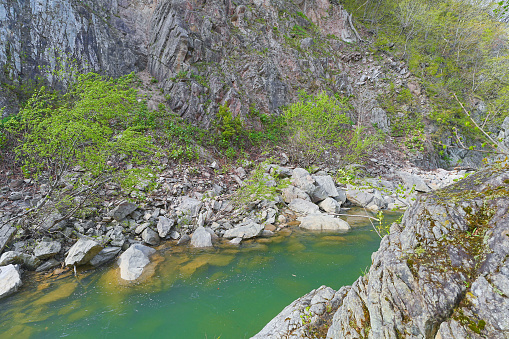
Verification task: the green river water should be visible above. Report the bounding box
[0,212,400,339]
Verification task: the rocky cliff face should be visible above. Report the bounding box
[1,0,408,133]
[254,164,509,338]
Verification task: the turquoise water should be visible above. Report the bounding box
[0,213,399,339]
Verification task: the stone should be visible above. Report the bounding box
[0,224,16,255]
[313,175,339,198]
[0,251,41,270]
[397,171,431,193]
[35,259,60,272]
[223,222,264,239]
[90,247,122,267]
[179,197,203,217]
[142,228,160,246]
[229,237,242,246]
[298,215,350,231]
[0,265,22,300]
[288,199,321,215]
[291,168,316,194]
[41,211,66,230]
[64,238,103,266]
[177,234,191,245]
[157,216,174,238]
[346,185,374,207]
[135,222,150,235]
[190,226,213,248]
[33,241,61,260]
[281,185,311,203]
[117,244,155,281]
[110,201,138,221]
[318,197,341,214]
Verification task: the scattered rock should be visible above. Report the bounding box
[64,238,103,266]
[298,214,350,231]
[0,265,22,300]
[177,234,191,245]
[110,201,138,221]
[117,244,155,281]
[0,251,40,270]
[90,247,122,267]
[229,237,243,246]
[142,228,160,246]
[288,198,320,215]
[397,171,431,193]
[33,241,61,260]
[35,259,60,272]
[157,216,175,238]
[190,226,213,248]
[281,185,311,203]
[318,197,341,214]
[179,197,203,217]
[223,221,264,239]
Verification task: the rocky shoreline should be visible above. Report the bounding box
[0,158,473,300]
[252,164,509,338]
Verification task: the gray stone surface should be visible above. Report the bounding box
[33,241,61,259]
[64,238,103,266]
[223,222,264,239]
[118,244,156,281]
[0,224,15,255]
[142,228,160,246]
[288,199,320,215]
[397,171,432,193]
[0,251,40,270]
[313,175,339,198]
[35,259,60,272]
[298,215,350,231]
[178,197,203,217]
[0,264,22,300]
[157,216,175,238]
[190,226,213,248]
[291,168,316,194]
[90,247,121,267]
[110,201,138,221]
[318,197,341,214]
[281,185,311,203]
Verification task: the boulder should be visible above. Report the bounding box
[142,228,160,246]
[157,216,175,238]
[313,175,339,198]
[117,244,155,281]
[281,185,311,203]
[190,226,213,248]
[229,237,243,245]
[35,259,60,272]
[346,186,374,207]
[178,197,203,217]
[298,215,350,231]
[110,201,138,221]
[33,241,61,259]
[90,247,122,267]
[0,265,22,300]
[0,251,41,270]
[288,198,320,215]
[64,238,103,266]
[291,168,316,194]
[177,234,191,245]
[223,222,264,239]
[318,197,341,214]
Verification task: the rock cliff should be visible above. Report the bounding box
[253,163,509,338]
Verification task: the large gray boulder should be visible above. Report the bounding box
[223,222,264,239]
[190,226,213,248]
[0,251,41,270]
[298,215,350,231]
[281,185,311,203]
[118,244,156,281]
[0,265,22,300]
[142,228,160,246]
[33,241,61,260]
[157,216,175,238]
[291,168,316,194]
[288,199,321,215]
[65,238,103,266]
[110,201,138,221]
[313,175,339,198]
[318,197,341,213]
[90,247,121,267]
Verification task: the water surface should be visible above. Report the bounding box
[0,212,400,338]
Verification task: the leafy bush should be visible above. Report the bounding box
[284,91,379,165]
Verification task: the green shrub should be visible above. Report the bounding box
[284,91,378,165]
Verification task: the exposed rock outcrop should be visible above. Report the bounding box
[255,165,509,338]
[117,243,156,281]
